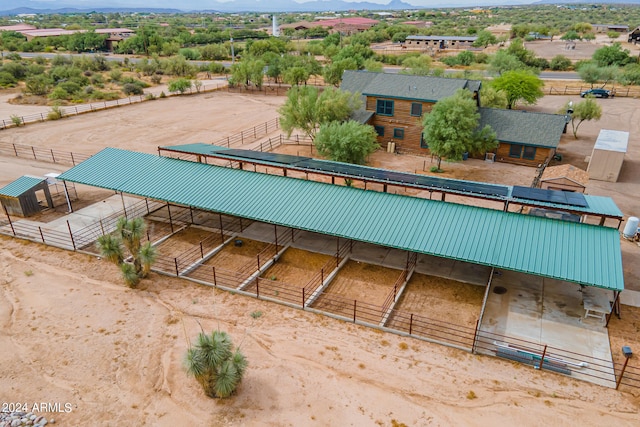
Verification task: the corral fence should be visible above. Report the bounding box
[0,81,228,130]
[0,140,92,166]
[211,117,280,148]
[0,200,639,391]
[546,85,640,98]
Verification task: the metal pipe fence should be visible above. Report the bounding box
[0,141,92,166]
[546,85,640,97]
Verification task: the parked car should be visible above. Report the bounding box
[580,88,613,98]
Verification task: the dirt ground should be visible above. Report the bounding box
[1,237,639,426]
[393,274,485,329]
[525,38,640,62]
[1,87,640,424]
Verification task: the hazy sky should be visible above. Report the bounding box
[12,0,516,10]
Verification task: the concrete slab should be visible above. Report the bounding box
[350,241,407,269]
[479,271,615,387]
[621,289,640,308]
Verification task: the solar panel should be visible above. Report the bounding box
[511,186,588,207]
[295,159,509,197]
[217,149,310,165]
[211,148,510,198]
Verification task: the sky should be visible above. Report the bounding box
[9,0,524,11]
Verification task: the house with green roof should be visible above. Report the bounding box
[340,70,567,167]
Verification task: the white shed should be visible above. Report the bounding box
[587,129,628,182]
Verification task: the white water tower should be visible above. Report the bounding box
[272,15,280,37]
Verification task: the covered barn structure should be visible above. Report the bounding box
[5,146,620,386]
[0,175,53,217]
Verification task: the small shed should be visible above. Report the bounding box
[587,130,629,182]
[0,175,54,217]
[539,164,589,193]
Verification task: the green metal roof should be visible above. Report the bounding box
[341,70,482,103]
[0,175,46,198]
[58,148,624,291]
[478,108,567,149]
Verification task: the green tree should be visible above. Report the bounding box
[564,98,602,139]
[400,55,432,76]
[185,330,248,398]
[592,43,631,67]
[480,86,508,109]
[168,78,192,94]
[278,86,361,141]
[491,70,544,109]
[314,121,379,166]
[96,217,157,288]
[473,30,497,48]
[488,50,525,76]
[549,55,572,71]
[282,66,309,86]
[323,58,358,86]
[422,89,497,170]
[561,30,581,41]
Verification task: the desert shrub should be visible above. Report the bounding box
[47,105,64,120]
[10,115,23,126]
[550,55,572,71]
[48,86,69,100]
[91,74,104,87]
[109,69,123,82]
[5,52,22,61]
[0,71,17,87]
[150,74,162,84]
[51,55,72,66]
[123,83,144,95]
[57,81,82,94]
[179,48,201,60]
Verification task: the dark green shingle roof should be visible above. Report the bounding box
[478,108,567,148]
[341,70,481,103]
[58,148,623,291]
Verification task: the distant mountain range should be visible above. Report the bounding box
[2,0,640,15]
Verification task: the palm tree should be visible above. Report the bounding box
[96,216,157,288]
[185,330,248,398]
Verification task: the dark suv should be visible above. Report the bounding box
[580,88,613,98]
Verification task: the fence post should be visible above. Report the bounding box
[3,205,15,236]
[145,198,150,214]
[12,144,17,156]
[32,146,37,160]
[616,356,631,390]
[65,220,76,250]
[302,287,305,309]
[538,345,548,370]
[70,152,76,166]
[38,226,45,243]
[256,278,260,299]
[409,313,413,335]
[200,241,204,259]
[471,319,479,353]
[51,149,56,163]
[174,258,179,276]
[353,299,357,323]
[168,204,174,233]
[212,266,217,287]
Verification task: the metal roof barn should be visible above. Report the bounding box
[58,148,624,291]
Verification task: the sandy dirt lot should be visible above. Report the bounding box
[2,238,640,426]
[1,88,640,425]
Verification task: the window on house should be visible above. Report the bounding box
[410,103,422,117]
[509,144,523,158]
[393,128,404,139]
[420,133,428,148]
[376,99,394,116]
[374,126,385,137]
[523,146,537,160]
